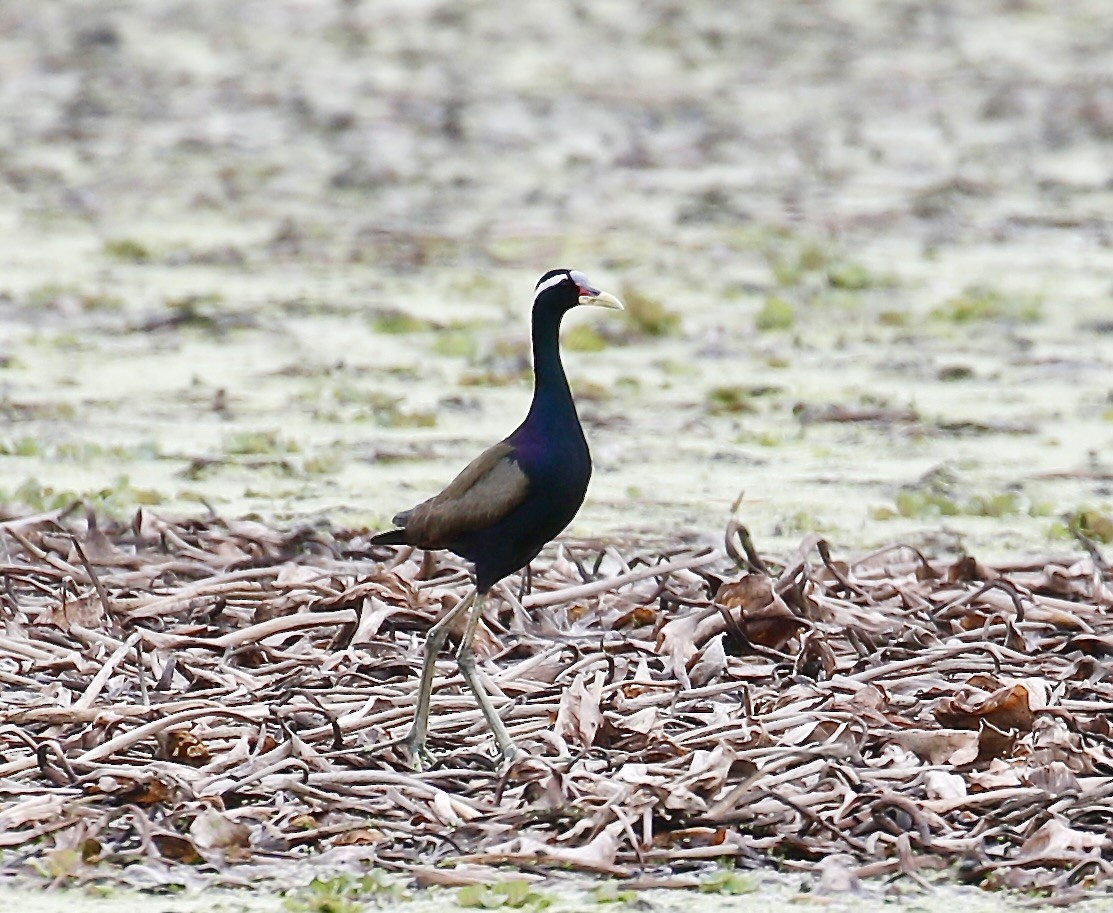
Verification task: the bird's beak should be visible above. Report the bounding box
[577,289,624,310]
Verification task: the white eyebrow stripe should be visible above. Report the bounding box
[533,272,570,300]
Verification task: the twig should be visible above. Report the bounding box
[522,551,720,608]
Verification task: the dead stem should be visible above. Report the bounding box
[0,511,1108,893]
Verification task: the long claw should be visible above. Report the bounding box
[501,743,528,767]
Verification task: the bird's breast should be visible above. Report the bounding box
[512,429,591,504]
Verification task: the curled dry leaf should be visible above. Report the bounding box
[485,822,626,874]
[934,682,1035,732]
[814,854,862,895]
[555,669,605,748]
[717,574,805,649]
[152,833,203,864]
[687,632,727,686]
[1017,818,1107,864]
[274,562,322,587]
[888,729,980,766]
[683,743,737,793]
[190,808,250,851]
[656,613,702,682]
[974,723,1017,764]
[1023,761,1080,794]
[657,573,801,681]
[333,828,385,847]
[835,682,890,722]
[795,630,837,679]
[76,513,129,566]
[431,789,484,826]
[91,775,175,806]
[967,760,1023,791]
[161,729,212,767]
[619,706,660,734]
[1066,633,1113,657]
[46,593,103,633]
[440,592,501,659]
[923,770,967,801]
[0,511,1110,891]
[613,605,658,629]
[0,795,69,830]
[947,556,997,582]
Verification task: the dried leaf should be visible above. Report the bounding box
[46,593,103,632]
[0,795,68,830]
[275,563,321,586]
[91,775,174,806]
[1024,761,1080,794]
[152,833,203,864]
[947,556,997,582]
[527,822,623,872]
[619,706,660,734]
[924,770,967,800]
[190,809,250,851]
[333,828,385,847]
[161,729,212,767]
[889,729,980,766]
[1017,819,1106,863]
[975,722,1017,763]
[555,670,605,748]
[688,632,726,686]
[935,683,1034,731]
[718,575,805,648]
[1,510,1111,893]
[613,605,657,629]
[815,854,862,894]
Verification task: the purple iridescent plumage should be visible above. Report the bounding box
[371,269,621,591]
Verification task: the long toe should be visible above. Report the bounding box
[501,743,528,768]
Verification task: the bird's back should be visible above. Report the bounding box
[372,419,591,590]
[462,436,590,589]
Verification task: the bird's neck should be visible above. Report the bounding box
[525,305,579,429]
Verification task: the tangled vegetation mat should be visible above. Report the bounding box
[0,509,1110,904]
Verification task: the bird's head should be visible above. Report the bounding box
[533,269,624,315]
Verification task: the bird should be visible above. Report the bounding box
[372,269,623,768]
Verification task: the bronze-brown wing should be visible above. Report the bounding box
[400,441,530,548]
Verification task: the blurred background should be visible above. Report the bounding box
[0,0,1111,559]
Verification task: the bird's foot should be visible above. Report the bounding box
[500,743,528,768]
[403,732,435,772]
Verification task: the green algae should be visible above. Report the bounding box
[563,323,608,352]
[102,239,153,263]
[1071,508,1113,543]
[930,286,1044,324]
[1,0,1112,569]
[754,297,795,331]
[618,285,682,337]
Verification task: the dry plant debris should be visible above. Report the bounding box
[0,508,1110,901]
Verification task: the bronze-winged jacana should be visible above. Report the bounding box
[372,269,623,767]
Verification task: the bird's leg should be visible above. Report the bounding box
[404,587,477,770]
[455,591,523,764]
[517,564,532,603]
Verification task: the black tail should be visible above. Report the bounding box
[370,529,408,546]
